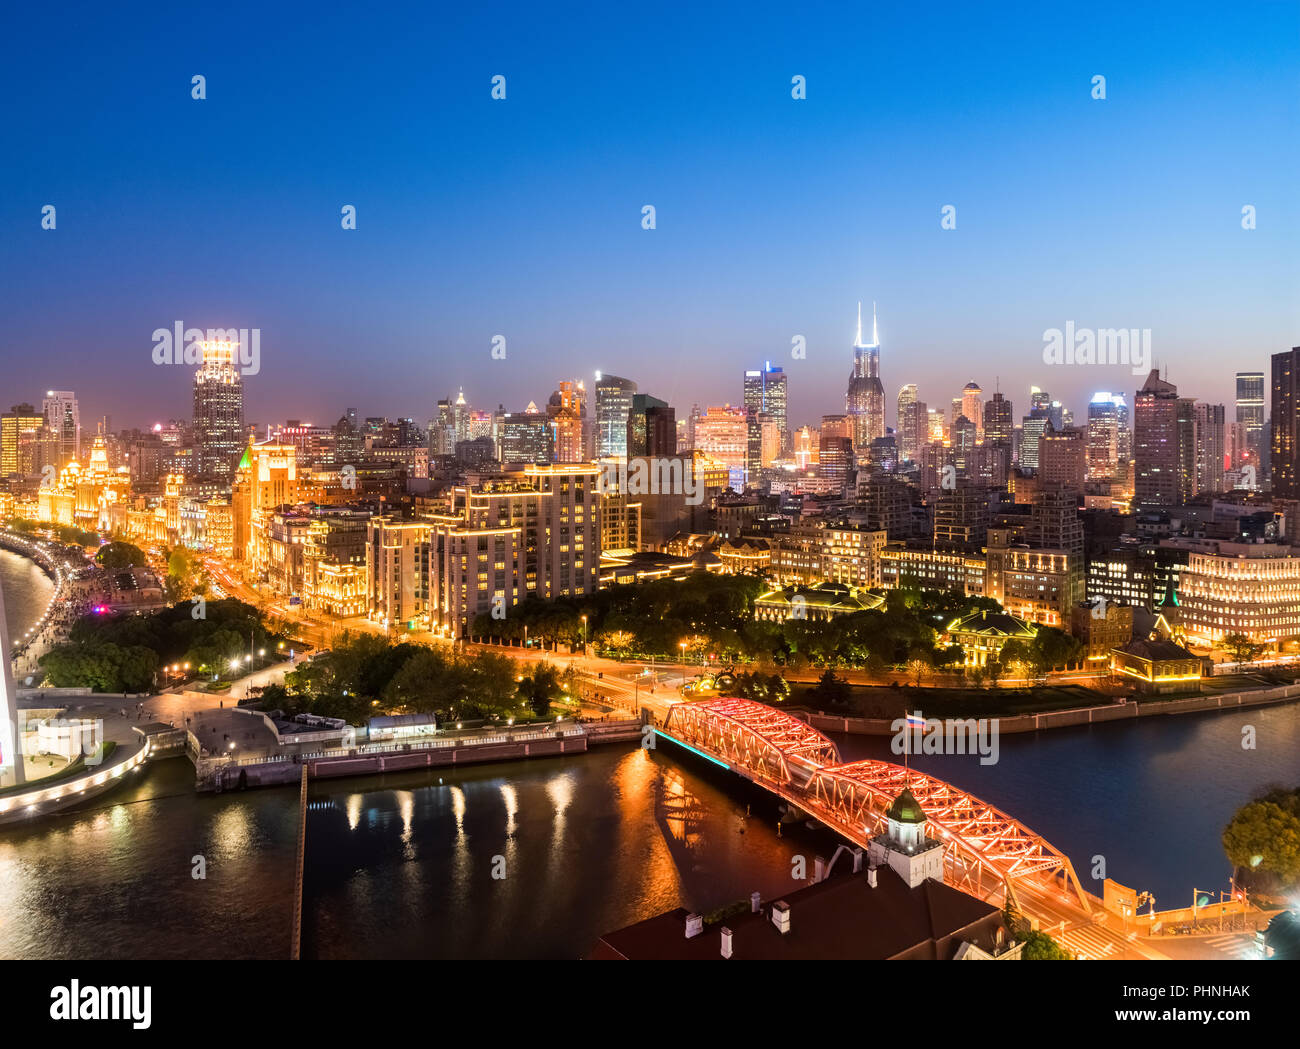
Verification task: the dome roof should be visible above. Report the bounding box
[886,786,927,824]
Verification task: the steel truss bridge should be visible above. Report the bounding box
[659,697,1091,915]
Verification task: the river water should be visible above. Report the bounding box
[0,549,1295,958]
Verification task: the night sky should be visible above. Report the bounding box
[2,0,1296,432]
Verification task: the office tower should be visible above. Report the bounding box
[746,411,780,477]
[899,398,928,464]
[41,390,80,468]
[1176,397,1197,503]
[1020,411,1051,470]
[192,342,244,483]
[961,382,983,441]
[1113,394,1131,464]
[926,407,945,443]
[818,436,852,482]
[868,433,898,474]
[820,414,852,447]
[1,404,46,477]
[1272,348,1300,500]
[896,384,917,453]
[1029,387,1051,413]
[693,405,748,486]
[1039,425,1087,491]
[627,394,676,458]
[951,415,977,473]
[594,372,637,460]
[744,361,788,445]
[846,303,885,453]
[1086,393,1121,480]
[1236,371,1265,475]
[983,392,1013,448]
[1133,370,1180,507]
[429,389,470,455]
[1192,403,1225,496]
[501,402,555,464]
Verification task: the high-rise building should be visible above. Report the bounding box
[501,402,554,464]
[192,342,244,484]
[693,405,748,487]
[1176,397,1197,504]
[961,382,983,442]
[1271,348,1300,500]
[1134,370,1180,507]
[983,392,1013,450]
[594,372,637,460]
[1039,425,1087,491]
[1192,402,1225,496]
[1235,371,1265,479]
[42,390,80,468]
[744,362,788,449]
[896,385,918,461]
[1,404,47,477]
[1019,411,1050,471]
[846,303,885,453]
[899,398,928,465]
[1086,393,1121,480]
[627,394,676,458]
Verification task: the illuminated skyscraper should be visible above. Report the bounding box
[594,372,637,460]
[1087,393,1121,480]
[1272,348,1300,499]
[1134,370,1180,507]
[192,341,244,483]
[1235,371,1265,473]
[42,390,79,468]
[961,382,983,442]
[846,303,885,453]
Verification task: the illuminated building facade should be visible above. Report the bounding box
[192,341,244,483]
[1173,539,1300,647]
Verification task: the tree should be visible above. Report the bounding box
[810,668,850,707]
[518,662,562,718]
[1223,798,1300,886]
[1222,632,1263,664]
[95,542,146,570]
[600,629,636,656]
[1016,929,1072,960]
[1028,627,1083,675]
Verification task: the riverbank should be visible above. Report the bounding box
[799,680,1300,736]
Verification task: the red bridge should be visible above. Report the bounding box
[659,697,1091,915]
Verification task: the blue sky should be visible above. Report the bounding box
[1,0,1296,432]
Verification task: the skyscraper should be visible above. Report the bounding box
[1133,369,1179,507]
[743,362,788,441]
[1192,402,1225,496]
[846,303,885,453]
[1235,371,1265,477]
[961,382,983,442]
[42,390,79,468]
[1271,348,1300,500]
[1086,392,1121,480]
[983,392,1013,449]
[594,372,637,460]
[626,394,676,458]
[192,342,244,483]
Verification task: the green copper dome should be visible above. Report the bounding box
[886,787,926,824]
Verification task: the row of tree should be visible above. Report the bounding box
[39,598,285,691]
[252,632,572,725]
